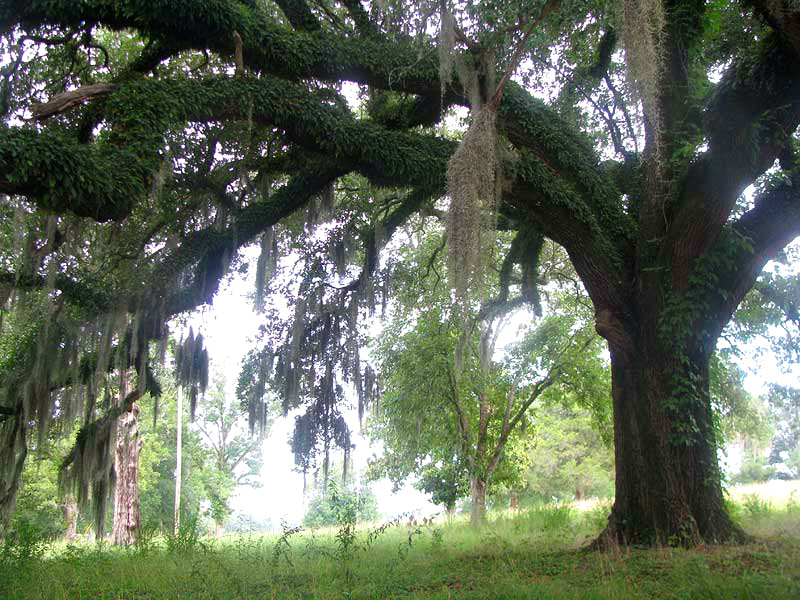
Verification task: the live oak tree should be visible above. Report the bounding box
[0,0,798,546]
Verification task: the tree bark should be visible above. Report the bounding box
[595,338,747,547]
[215,520,224,538]
[61,495,78,542]
[112,402,142,546]
[470,477,487,526]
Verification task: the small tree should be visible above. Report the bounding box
[523,405,614,502]
[371,270,609,525]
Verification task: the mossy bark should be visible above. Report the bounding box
[112,402,142,546]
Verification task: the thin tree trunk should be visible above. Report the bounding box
[112,402,142,546]
[215,520,224,538]
[510,490,519,511]
[174,385,183,534]
[61,494,78,541]
[470,477,487,526]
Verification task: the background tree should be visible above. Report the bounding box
[0,0,798,546]
[766,384,800,478]
[195,375,265,537]
[522,405,614,503]
[369,233,609,524]
[303,476,378,528]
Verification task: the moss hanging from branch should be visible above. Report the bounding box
[439,3,456,105]
[446,108,499,305]
[616,0,666,157]
[174,328,209,420]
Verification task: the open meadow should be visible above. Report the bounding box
[2,482,799,600]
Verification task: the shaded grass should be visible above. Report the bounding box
[2,498,799,599]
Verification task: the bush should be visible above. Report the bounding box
[0,518,50,566]
[742,494,773,520]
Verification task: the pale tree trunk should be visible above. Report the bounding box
[112,402,142,545]
[215,520,224,538]
[470,477,487,526]
[174,385,183,534]
[510,490,519,511]
[61,494,78,541]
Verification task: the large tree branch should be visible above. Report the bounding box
[749,0,800,60]
[0,269,112,313]
[0,126,154,221]
[696,180,800,354]
[506,159,634,318]
[339,0,379,37]
[5,1,619,277]
[160,162,351,314]
[668,32,800,281]
[275,0,321,32]
[5,75,452,222]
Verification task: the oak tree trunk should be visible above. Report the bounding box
[596,339,746,547]
[112,402,142,546]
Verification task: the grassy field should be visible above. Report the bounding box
[2,483,799,599]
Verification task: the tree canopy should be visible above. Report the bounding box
[0,0,799,546]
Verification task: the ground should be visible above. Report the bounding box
[2,482,798,599]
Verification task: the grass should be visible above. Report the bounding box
[2,486,799,599]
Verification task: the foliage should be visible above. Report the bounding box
[137,388,211,531]
[303,479,378,529]
[0,518,50,566]
[710,352,774,447]
[164,513,206,555]
[522,404,614,502]
[415,461,470,513]
[10,446,71,540]
[732,456,777,486]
